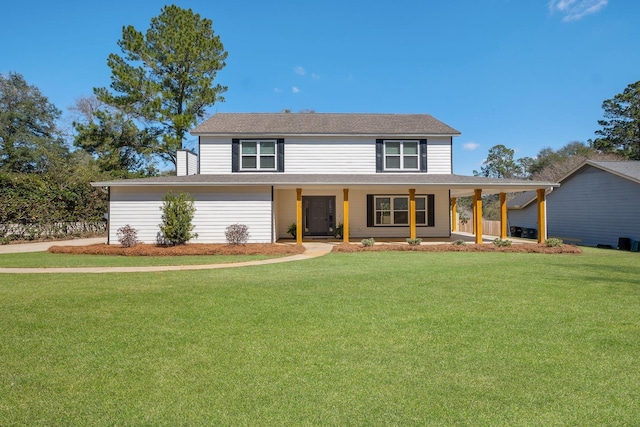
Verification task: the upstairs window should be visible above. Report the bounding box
[241,140,276,170]
[232,139,284,172]
[376,139,426,172]
[385,141,419,170]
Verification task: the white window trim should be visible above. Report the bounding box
[383,140,420,171]
[240,139,277,171]
[374,195,427,226]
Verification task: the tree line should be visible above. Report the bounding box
[0,5,226,242]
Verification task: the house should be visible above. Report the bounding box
[92,113,558,244]
[508,160,640,247]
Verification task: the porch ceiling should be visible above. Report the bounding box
[92,173,558,195]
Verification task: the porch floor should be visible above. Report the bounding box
[277,232,539,245]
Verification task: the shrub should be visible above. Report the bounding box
[287,223,297,239]
[116,224,138,248]
[334,223,344,239]
[452,239,467,246]
[493,238,512,247]
[406,238,422,246]
[545,238,563,247]
[158,192,198,245]
[361,238,375,247]
[225,224,249,245]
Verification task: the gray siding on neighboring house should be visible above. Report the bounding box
[509,165,640,247]
[507,203,538,232]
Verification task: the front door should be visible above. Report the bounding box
[303,196,335,236]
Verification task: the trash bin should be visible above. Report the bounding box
[510,226,522,238]
[522,228,538,239]
[618,237,631,251]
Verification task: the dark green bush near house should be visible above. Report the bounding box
[406,238,422,246]
[452,239,467,246]
[158,191,198,245]
[287,223,297,239]
[334,223,344,239]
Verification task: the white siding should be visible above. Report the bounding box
[274,187,451,240]
[284,137,375,174]
[176,150,187,176]
[427,137,452,174]
[109,186,273,244]
[198,136,453,175]
[199,137,232,174]
[176,150,198,176]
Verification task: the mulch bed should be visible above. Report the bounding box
[48,243,306,257]
[332,243,582,254]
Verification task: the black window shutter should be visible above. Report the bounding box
[231,139,239,172]
[277,138,285,172]
[427,194,435,226]
[367,195,374,227]
[420,139,427,172]
[375,139,383,172]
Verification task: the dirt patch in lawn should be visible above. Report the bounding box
[332,243,582,254]
[49,243,306,257]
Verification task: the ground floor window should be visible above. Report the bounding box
[367,194,434,227]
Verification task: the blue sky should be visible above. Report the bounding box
[2,0,638,175]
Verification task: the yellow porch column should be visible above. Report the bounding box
[296,188,303,245]
[409,189,416,240]
[500,192,507,239]
[537,189,547,243]
[474,189,483,244]
[451,197,458,232]
[343,188,350,243]
[471,192,477,234]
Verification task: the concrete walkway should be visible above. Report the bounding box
[0,240,334,274]
[0,237,107,254]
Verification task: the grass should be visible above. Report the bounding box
[0,252,281,268]
[1,247,639,425]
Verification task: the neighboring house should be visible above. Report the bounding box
[93,113,556,244]
[508,160,640,247]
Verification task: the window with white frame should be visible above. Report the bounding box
[384,140,419,170]
[241,140,276,170]
[374,195,427,226]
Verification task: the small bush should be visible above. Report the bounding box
[493,238,512,247]
[361,238,375,247]
[334,223,344,239]
[117,224,138,248]
[406,238,422,246]
[545,238,563,247]
[452,239,467,246]
[287,223,297,239]
[225,224,250,245]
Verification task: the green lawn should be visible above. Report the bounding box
[0,252,280,268]
[1,248,638,425]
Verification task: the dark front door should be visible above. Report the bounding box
[303,196,335,236]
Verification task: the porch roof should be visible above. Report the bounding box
[92,173,558,196]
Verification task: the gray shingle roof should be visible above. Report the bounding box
[191,113,461,136]
[588,161,640,183]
